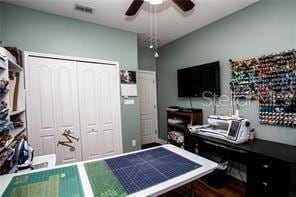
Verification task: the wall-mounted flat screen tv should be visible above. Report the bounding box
[177,61,220,97]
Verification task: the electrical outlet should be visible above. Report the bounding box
[132,140,136,146]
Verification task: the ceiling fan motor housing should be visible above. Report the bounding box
[125,0,195,16]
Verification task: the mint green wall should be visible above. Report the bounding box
[1,2,141,152]
[157,1,296,145]
[138,45,156,71]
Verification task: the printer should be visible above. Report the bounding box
[189,115,250,144]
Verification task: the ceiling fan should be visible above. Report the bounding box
[125,0,195,16]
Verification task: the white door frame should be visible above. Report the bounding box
[24,51,123,154]
[138,70,159,144]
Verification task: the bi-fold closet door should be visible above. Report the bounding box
[77,61,121,160]
[26,54,122,165]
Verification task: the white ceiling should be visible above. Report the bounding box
[4,0,258,47]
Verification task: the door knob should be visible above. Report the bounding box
[90,129,98,132]
[64,129,71,135]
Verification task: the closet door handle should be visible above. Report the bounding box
[57,129,79,151]
[57,141,76,152]
[64,129,71,135]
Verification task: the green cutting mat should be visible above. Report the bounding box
[3,165,84,197]
[84,161,127,197]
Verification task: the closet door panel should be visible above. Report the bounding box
[100,70,113,125]
[41,135,56,155]
[99,66,118,156]
[78,62,120,160]
[83,69,99,127]
[87,132,101,157]
[103,130,115,154]
[27,57,82,164]
[27,58,57,157]
[39,66,55,130]
[56,67,74,125]
[77,63,102,160]
[55,62,82,164]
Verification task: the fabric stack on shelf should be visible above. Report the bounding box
[168,118,184,125]
[0,79,9,95]
[10,116,23,128]
[0,102,13,133]
[168,131,184,144]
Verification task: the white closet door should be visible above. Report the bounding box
[27,57,82,165]
[77,62,121,160]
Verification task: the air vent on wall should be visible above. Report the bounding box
[74,4,94,14]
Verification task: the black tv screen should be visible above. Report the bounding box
[177,61,220,97]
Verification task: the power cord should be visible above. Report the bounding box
[189,97,193,109]
[228,160,245,182]
[238,162,245,182]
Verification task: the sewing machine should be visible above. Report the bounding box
[189,115,250,144]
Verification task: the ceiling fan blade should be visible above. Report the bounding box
[125,0,144,16]
[171,0,195,12]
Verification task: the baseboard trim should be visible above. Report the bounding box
[157,138,167,144]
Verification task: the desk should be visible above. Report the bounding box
[185,133,296,197]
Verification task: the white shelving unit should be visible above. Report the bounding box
[8,60,23,72]
[10,109,25,116]
[0,47,26,150]
[9,127,26,138]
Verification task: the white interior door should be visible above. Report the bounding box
[26,56,82,165]
[139,71,158,145]
[77,61,122,160]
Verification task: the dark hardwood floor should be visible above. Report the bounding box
[141,142,162,149]
[162,177,246,197]
[142,142,246,197]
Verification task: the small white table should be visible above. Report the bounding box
[31,154,56,169]
[8,154,56,174]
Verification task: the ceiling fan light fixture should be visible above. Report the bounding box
[144,0,163,5]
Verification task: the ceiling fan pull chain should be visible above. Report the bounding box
[149,2,153,49]
[154,5,159,58]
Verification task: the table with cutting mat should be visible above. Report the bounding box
[0,145,217,197]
